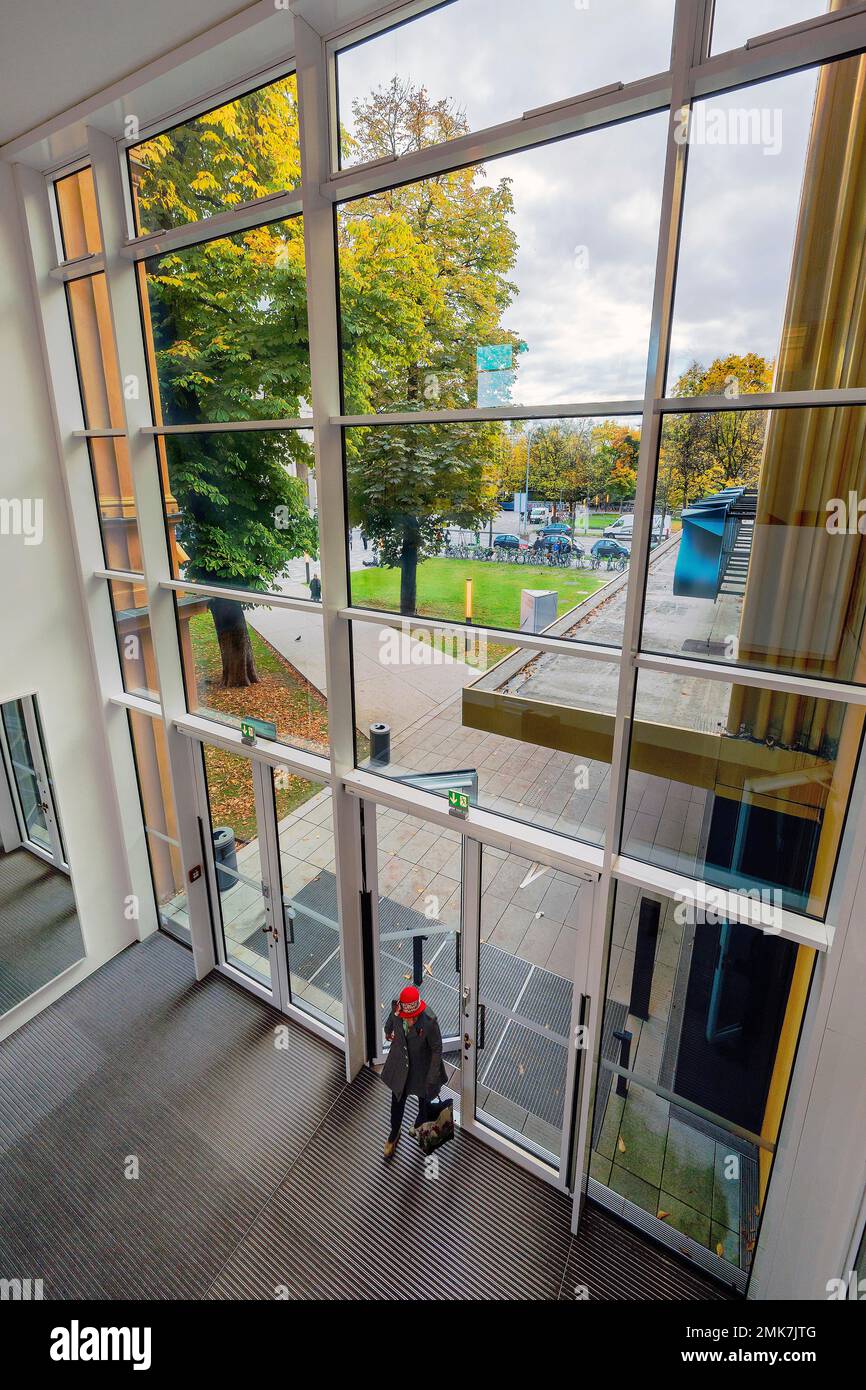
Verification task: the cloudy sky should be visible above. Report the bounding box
[336,0,827,403]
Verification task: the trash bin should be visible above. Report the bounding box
[212,826,238,894]
[369,722,391,765]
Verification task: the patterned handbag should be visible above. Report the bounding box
[416,1097,455,1154]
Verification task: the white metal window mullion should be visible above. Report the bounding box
[574,0,711,1216]
[296,14,367,1076]
[12,161,156,948]
[86,125,216,980]
[602,0,708,879]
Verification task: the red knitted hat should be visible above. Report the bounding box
[397,985,426,1019]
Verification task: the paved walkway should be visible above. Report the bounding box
[248,576,475,738]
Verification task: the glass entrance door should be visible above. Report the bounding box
[362,795,596,1189]
[194,737,342,1031]
[461,844,594,1188]
[365,804,463,1076]
[0,696,67,869]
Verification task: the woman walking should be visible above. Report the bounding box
[381,985,447,1160]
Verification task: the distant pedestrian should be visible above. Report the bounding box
[381,985,447,1160]
[361,530,369,551]
[309,574,321,601]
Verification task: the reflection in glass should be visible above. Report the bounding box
[66,274,126,431]
[335,0,675,166]
[2,701,51,852]
[127,711,189,944]
[108,579,159,700]
[622,668,863,916]
[128,72,300,234]
[346,419,641,643]
[270,774,343,1031]
[174,588,329,756]
[141,216,310,424]
[54,166,101,259]
[643,407,866,685]
[339,114,666,410]
[0,696,84,1016]
[201,746,271,987]
[352,621,618,845]
[589,883,815,1284]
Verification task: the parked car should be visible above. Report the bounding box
[591,537,630,561]
[529,504,551,525]
[493,533,529,551]
[603,513,671,542]
[539,522,572,538]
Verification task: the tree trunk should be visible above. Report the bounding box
[209,598,259,688]
[400,519,420,616]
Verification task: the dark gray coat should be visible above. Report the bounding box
[381,1006,448,1099]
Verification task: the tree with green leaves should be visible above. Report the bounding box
[136,84,316,686]
[659,355,773,515]
[339,80,520,613]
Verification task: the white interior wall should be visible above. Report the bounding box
[0,160,138,1041]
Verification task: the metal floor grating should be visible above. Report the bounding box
[0,933,734,1301]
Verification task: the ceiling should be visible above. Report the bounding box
[0,0,394,161]
[0,0,259,146]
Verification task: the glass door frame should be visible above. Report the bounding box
[0,693,68,871]
[363,797,465,1066]
[360,787,600,1201]
[460,839,597,1198]
[190,732,345,1049]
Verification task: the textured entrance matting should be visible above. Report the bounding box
[0,933,732,1301]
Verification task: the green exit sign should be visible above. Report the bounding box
[448,789,470,816]
[241,717,277,743]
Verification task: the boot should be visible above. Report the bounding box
[383,1131,399,1160]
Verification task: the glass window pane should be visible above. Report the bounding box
[339,114,667,411]
[127,710,189,943]
[271,776,344,1032]
[201,745,271,987]
[475,845,583,1169]
[642,406,866,684]
[174,588,329,756]
[128,72,300,234]
[66,274,125,430]
[346,420,642,644]
[589,883,815,1281]
[1,700,50,851]
[669,55,866,395]
[157,428,319,591]
[374,809,463,1053]
[335,0,675,167]
[87,437,142,572]
[54,167,101,258]
[622,667,863,916]
[711,0,829,54]
[108,578,159,700]
[140,216,310,424]
[352,619,618,844]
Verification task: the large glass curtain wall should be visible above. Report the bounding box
[37,0,866,1289]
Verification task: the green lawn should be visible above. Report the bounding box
[351,557,606,634]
